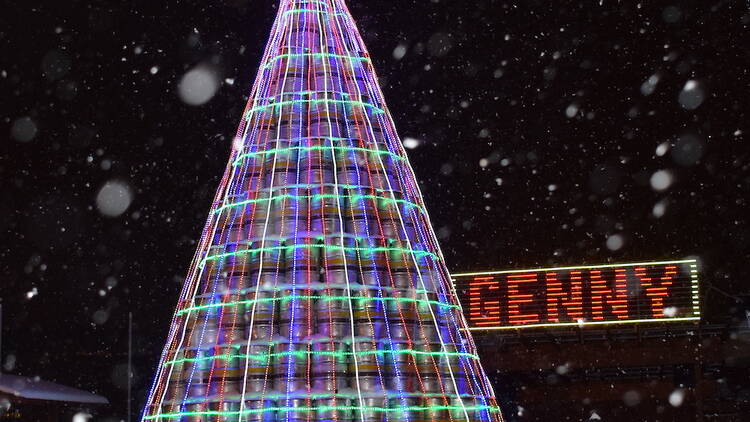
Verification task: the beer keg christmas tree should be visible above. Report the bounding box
[142,1,504,421]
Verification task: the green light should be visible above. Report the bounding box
[177,294,457,316]
[144,404,500,420]
[284,9,346,17]
[213,193,424,216]
[453,258,698,277]
[245,98,384,117]
[200,244,438,268]
[165,349,479,366]
[231,145,403,167]
[467,316,701,331]
[260,183,391,194]
[263,52,370,69]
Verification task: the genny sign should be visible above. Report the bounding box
[452,259,700,330]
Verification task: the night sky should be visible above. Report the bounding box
[2,0,749,420]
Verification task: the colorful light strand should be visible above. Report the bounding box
[141,1,504,421]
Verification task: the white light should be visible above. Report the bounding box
[653,200,667,218]
[232,137,245,151]
[650,169,673,191]
[669,389,685,407]
[655,142,669,156]
[402,137,421,149]
[73,412,92,422]
[393,44,407,60]
[96,180,133,218]
[178,65,220,106]
[663,306,678,317]
[565,103,579,118]
[26,287,38,299]
[606,234,624,251]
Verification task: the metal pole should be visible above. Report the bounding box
[127,311,133,422]
[0,303,3,372]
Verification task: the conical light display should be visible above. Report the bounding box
[142,1,504,421]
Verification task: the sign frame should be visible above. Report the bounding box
[452,259,701,331]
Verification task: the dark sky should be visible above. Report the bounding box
[1,0,749,420]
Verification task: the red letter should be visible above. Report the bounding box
[507,273,540,324]
[546,271,584,322]
[636,265,676,317]
[468,276,501,326]
[590,269,629,320]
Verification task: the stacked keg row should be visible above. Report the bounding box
[221,142,421,243]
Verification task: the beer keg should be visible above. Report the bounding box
[358,235,388,268]
[315,396,353,422]
[310,187,343,233]
[309,107,343,138]
[311,372,348,392]
[419,375,442,394]
[352,338,380,374]
[317,286,351,338]
[279,298,315,340]
[299,138,331,173]
[345,188,376,236]
[272,189,305,238]
[423,396,450,422]
[440,360,469,396]
[265,163,298,190]
[449,396,477,420]
[368,165,397,192]
[242,341,273,378]
[387,397,421,422]
[246,320,276,342]
[322,235,358,284]
[386,290,417,322]
[276,396,312,422]
[311,339,348,392]
[381,340,416,377]
[391,268,415,290]
[243,374,271,394]
[312,339,347,374]
[243,288,275,324]
[214,271,251,294]
[359,395,387,422]
[274,340,309,377]
[247,118,277,149]
[413,315,449,344]
[216,297,245,345]
[284,236,319,284]
[208,400,240,422]
[241,398,275,422]
[186,315,219,349]
[387,318,414,341]
[413,342,443,373]
[184,402,207,422]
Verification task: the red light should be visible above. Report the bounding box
[636,265,677,318]
[455,261,697,329]
[507,273,539,324]
[546,271,584,322]
[468,277,501,325]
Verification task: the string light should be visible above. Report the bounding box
[141,1,503,421]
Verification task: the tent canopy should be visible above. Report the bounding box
[0,374,108,404]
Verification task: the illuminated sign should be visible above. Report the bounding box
[452,259,700,330]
